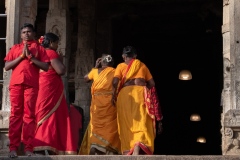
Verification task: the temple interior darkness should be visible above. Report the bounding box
[0,0,223,155]
[108,0,223,155]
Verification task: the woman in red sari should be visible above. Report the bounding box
[33,33,76,155]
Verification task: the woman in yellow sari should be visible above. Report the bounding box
[79,54,121,155]
[112,46,162,155]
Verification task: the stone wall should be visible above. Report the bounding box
[222,0,240,155]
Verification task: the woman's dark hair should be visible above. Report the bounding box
[122,46,137,57]
[20,23,35,32]
[41,32,59,48]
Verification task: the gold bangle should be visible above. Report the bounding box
[20,54,25,59]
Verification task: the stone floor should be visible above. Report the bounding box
[0,155,240,160]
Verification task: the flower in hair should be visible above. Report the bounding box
[38,36,44,44]
[104,55,112,62]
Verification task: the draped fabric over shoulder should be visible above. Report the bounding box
[114,59,156,155]
[79,67,121,155]
[33,49,77,155]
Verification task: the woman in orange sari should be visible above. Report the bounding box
[112,46,163,155]
[33,33,76,155]
[79,54,121,155]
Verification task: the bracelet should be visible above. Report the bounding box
[20,53,25,59]
[27,54,34,60]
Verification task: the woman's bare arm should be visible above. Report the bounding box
[112,77,120,106]
[146,78,155,89]
[51,58,66,75]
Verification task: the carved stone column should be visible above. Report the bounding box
[96,18,112,56]
[19,0,37,28]
[75,0,96,133]
[222,0,240,155]
[46,0,70,104]
[1,0,37,155]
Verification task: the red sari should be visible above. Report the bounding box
[33,49,77,154]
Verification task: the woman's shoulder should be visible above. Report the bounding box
[46,49,58,55]
[116,62,127,67]
[107,66,116,72]
[91,68,99,73]
[45,49,56,53]
[139,61,149,68]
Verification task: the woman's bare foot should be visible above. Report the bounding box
[25,150,35,156]
[132,145,140,155]
[8,150,17,158]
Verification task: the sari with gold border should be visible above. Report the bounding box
[33,49,77,155]
[79,67,121,155]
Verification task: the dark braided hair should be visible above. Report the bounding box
[41,32,59,48]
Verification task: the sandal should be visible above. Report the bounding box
[8,150,18,158]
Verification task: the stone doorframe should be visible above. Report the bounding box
[221,0,240,155]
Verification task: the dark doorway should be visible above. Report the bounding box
[110,0,223,155]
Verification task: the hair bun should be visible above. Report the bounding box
[123,46,136,55]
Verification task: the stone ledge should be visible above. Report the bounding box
[0,155,239,160]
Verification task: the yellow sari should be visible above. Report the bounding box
[78,124,91,155]
[79,67,121,155]
[115,59,155,155]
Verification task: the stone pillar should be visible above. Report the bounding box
[1,0,37,155]
[96,18,112,56]
[46,0,71,105]
[19,0,37,29]
[75,0,96,133]
[222,0,240,155]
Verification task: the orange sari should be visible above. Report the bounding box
[33,49,77,155]
[79,67,121,155]
[115,59,155,155]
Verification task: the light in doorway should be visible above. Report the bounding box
[179,70,192,80]
[190,114,201,121]
[197,137,206,143]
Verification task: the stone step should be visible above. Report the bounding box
[0,155,239,160]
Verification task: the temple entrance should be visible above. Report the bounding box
[111,0,223,155]
[0,0,224,156]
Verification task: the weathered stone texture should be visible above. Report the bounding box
[222,0,240,155]
[74,0,96,132]
[1,0,38,156]
[46,0,71,104]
